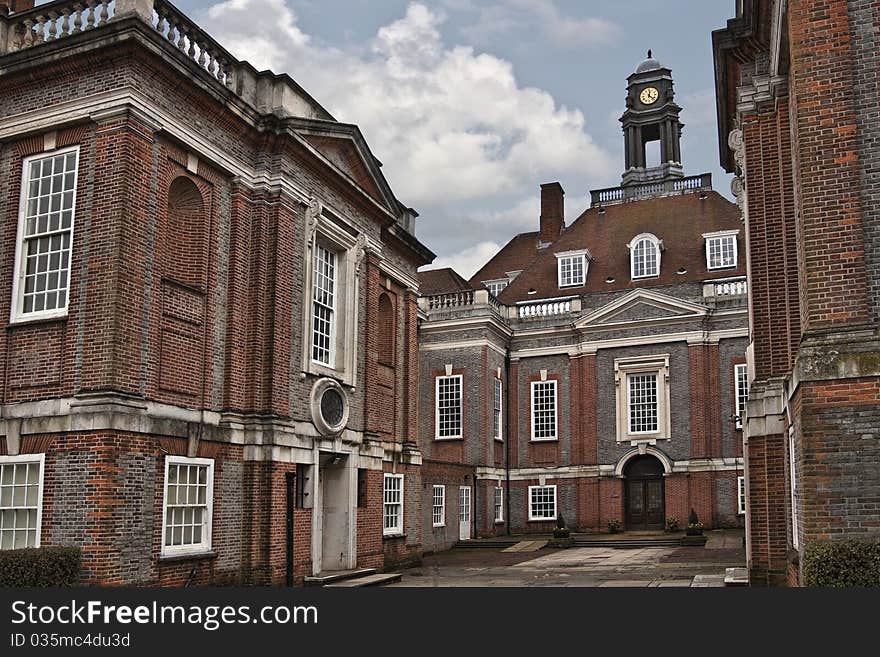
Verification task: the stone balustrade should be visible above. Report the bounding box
[517,298,574,319]
[2,0,116,52]
[152,0,235,88]
[703,277,748,299]
[590,174,713,207]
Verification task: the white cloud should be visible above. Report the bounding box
[680,88,718,129]
[423,241,503,279]
[199,0,615,209]
[454,0,620,49]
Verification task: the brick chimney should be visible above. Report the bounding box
[539,182,565,244]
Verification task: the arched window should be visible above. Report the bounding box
[377,293,395,366]
[165,176,206,289]
[628,233,661,279]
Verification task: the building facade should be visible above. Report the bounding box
[714,0,880,586]
[0,0,433,584]
[418,57,750,551]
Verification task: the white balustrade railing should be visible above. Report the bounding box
[425,291,475,310]
[517,299,572,319]
[714,279,748,297]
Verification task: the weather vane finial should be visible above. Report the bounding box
[648,49,652,59]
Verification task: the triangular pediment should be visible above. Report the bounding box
[302,134,387,205]
[575,289,708,329]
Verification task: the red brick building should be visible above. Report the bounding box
[418,56,749,552]
[0,0,432,584]
[714,0,880,586]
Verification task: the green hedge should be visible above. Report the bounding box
[803,540,880,587]
[0,547,82,587]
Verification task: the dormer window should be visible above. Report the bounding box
[556,250,591,288]
[483,279,508,298]
[703,230,738,270]
[628,234,662,279]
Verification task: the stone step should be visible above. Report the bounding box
[724,567,749,586]
[573,539,681,549]
[453,539,521,549]
[303,568,377,587]
[324,573,402,588]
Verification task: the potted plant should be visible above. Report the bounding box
[686,509,704,536]
[549,515,573,548]
[607,519,621,534]
[665,517,680,532]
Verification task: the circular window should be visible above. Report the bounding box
[320,388,345,427]
[310,378,349,436]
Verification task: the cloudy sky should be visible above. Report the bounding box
[176,0,735,278]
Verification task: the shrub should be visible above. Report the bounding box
[803,540,880,588]
[607,519,621,534]
[0,547,82,587]
[665,517,680,532]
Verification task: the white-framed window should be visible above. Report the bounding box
[628,372,659,434]
[704,230,738,270]
[556,250,590,288]
[735,364,749,430]
[494,486,504,523]
[493,377,503,441]
[161,456,214,556]
[383,473,404,536]
[436,374,463,439]
[12,147,79,323]
[432,485,446,527]
[788,428,799,550]
[737,476,746,515]
[0,454,45,550]
[530,380,558,441]
[312,244,337,366]
[628,233,661,279]
[302,207,361,386]
[615,355,671,442]
[528,485,557,521]
[484,280,508,297]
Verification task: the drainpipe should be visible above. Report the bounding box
[504,354,511,536]
[285,471,296,587]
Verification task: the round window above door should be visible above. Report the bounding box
[310,378,350,436]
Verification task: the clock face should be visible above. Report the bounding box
[640,87,660,105]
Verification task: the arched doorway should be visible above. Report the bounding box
[623,455,665,531]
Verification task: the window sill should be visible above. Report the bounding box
[529,438,558,443]
[432,524,445,529]
[158,550,217,563]
[434,437,464,442]
[494,438,504,443]
[382,533,406,541]
[7,313,69,329]
[528,518,557,523]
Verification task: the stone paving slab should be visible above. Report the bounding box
[691,574,727,587]
[502,540,548,553]
[391,535,745,588]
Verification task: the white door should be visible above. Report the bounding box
[459,486,472,541]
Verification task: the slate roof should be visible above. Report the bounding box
[469,231,543,288]
[488,189,744,305]
[418,268,474,296]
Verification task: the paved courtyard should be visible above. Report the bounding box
[390,530,745,588]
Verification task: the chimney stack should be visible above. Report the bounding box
[539,182,565,244]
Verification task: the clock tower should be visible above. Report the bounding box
[620,51,684,187]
